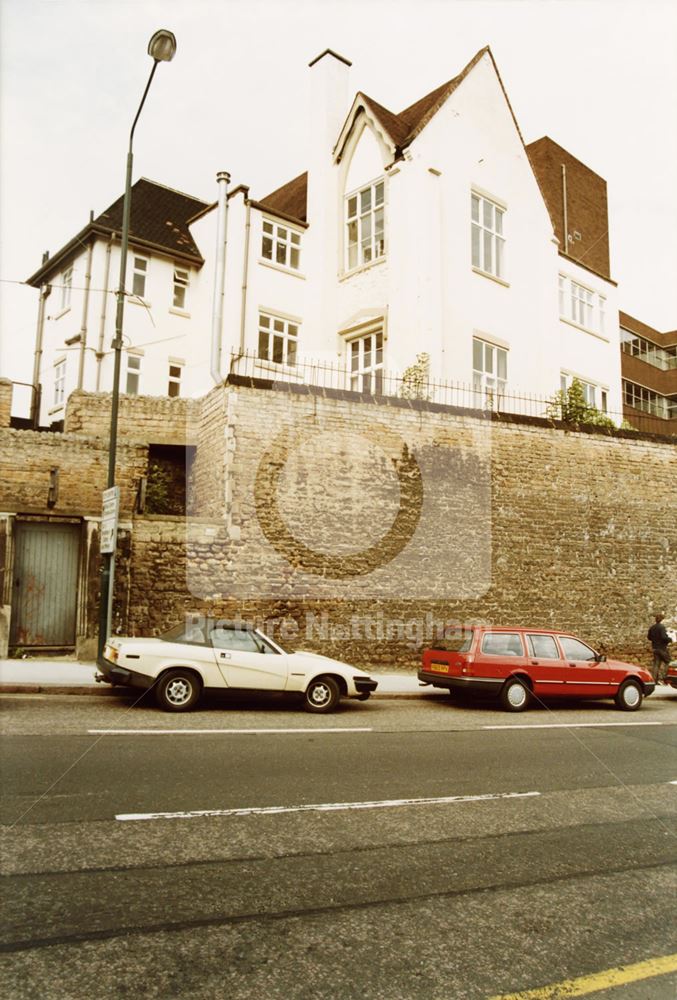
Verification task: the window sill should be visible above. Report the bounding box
[259,259,305,280]
[559,317,610,343]
[339,256,386,282]
[169,307,191,318]
[471,267,509,288]
[52,306,71,320]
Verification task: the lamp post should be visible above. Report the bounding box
[97,30,177,658]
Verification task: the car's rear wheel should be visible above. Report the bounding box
[615,679,643,712]
[500,676,530,712]
[156,669,202,712]
[304,676,340,713]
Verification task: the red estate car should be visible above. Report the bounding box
[419,626,655,712]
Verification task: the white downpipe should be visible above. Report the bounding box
[238,200,252,358]
[95,236,113,391]
[561,164,569,255]
[211,171,230,384]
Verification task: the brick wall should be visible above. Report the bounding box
[65,390,200,446]
[527,137,610,280]
[0,379,12,428]
[121,382,676,670]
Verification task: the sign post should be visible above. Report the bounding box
[99,486,120,649]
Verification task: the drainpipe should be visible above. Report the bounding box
[238,199,252,360]
[561,164,569,255]
[95,235,114,391]
[31,250,51,427]
[210,170,230,384]
[77,217,94,389]
[95,236,114,390]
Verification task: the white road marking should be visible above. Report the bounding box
[116,790,541,822]
[89,727,373,735]
[482,722,668,730]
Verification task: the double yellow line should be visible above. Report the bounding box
[489,953,677,998]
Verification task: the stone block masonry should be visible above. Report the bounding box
[0,427,146,517]
[65,390,200,446]
[128,381,676,670]
[0,379,12,429]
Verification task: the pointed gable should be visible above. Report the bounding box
[335,46,515,162]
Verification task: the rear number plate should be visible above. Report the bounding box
[429,661,449,673]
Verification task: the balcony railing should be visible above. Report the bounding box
[227,350,673,432]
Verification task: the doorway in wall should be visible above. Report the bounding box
[10,520,81,649]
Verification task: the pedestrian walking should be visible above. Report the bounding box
[647,613,672,684]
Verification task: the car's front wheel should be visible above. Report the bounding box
[155,669,202,712]
[304,676,340,713]
[500,676,531,712]
[615,679,643,712]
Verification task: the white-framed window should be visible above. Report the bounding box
[60,266,73,310]
[53,358,66,407]
[125,354,142,395]
[623,380,669,419]
[261,220,301,270]
[560,372,599,408]
[349,331,384,394]
[346,179,385,270]
[172,267,189,309]
[558,274,606,333]
[257,312,298,366]
[131,256,148,298]
[471,193,505,279]
[571,281,594,328]
[473,338,507,404]
[168,363,182,398]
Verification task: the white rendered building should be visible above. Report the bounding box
[28,46,624,424]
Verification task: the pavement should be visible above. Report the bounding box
[0,657,434,697]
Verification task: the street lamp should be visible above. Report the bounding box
[97,30,177,659]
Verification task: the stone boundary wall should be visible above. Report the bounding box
[65,390,200,446]
[0,379,12,428]
[0,427,146,517]
[142,381,676,671]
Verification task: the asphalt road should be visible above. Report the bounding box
[1,692,677,999]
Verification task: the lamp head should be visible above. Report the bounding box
[148,30,177,62]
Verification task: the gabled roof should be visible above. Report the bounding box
[253,49,504,229]
[253,172,309,226]
[27,178,209,286]
[336,46,520,160]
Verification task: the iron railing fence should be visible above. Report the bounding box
[228,350,677,436]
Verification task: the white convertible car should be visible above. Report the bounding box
[99,619,378,713]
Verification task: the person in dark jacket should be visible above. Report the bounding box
[647,614,672,684]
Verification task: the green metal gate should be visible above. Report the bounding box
[10,521,81,647]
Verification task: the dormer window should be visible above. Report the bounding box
[346,179,385,270]
[261,220,301,271]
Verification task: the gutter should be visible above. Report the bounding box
[210,171,230,385]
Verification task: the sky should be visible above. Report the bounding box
[1,0,676,414]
